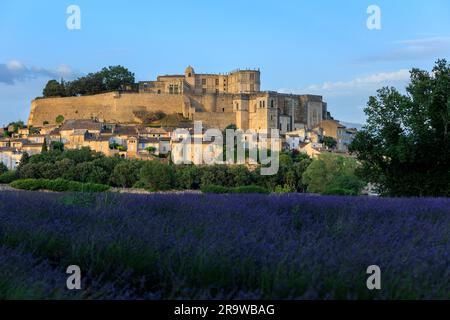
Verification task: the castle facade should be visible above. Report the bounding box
[28,66,330,132]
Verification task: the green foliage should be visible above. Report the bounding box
[349,59,450,197]
[0,171,18,184]
[302,153,364,195]
[200,165,232,187]
[110,161,142,188]
[51,141,64,151]
[200,185,230,194]
[322,136,337,149]
[55,115,65,124]
[274,184,296,193]
[41,140,48,153]
[0,162,8,174]
[64,65,135,96]
[6,121,24,133]
[201,184,270,194]
[228,165,254,186]
[43,79,65,97]
[10,178,110,192]
[145,146,157,153]
[232,185,270,194]
[321,187,357,196]
[139,161,174,191]
[174,165,201,189]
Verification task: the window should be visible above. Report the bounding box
[202,88,206,94]
[222,108,225,112]
[215,79,219,86]
[215,89,219,94]
[270,100,274,108]
[250,73,255,80]
[202,79,206,85]
[157,89,161,94]
[188,73,191,77]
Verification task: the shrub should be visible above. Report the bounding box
[232,185,270,194]
[201,184,270,194]
[201,185,231,194]
[302,153,364,195]
[0,171,18,184]
[10,179,109,192]
[0,162,8,175]
[321,187,358,196]
[55,115,65,124]
[110,161,141,188]
[10,179,42,191]
[274,184,296,193]
[139,161,174,191]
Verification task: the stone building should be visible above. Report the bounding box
[28,66,330,132]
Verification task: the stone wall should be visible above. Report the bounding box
[193,112,236,130]
[28,92,186,126]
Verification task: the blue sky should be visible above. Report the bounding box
[1,0,449,126]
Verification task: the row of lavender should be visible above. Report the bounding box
[0,191,449,299]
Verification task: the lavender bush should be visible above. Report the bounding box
[0,191,448,299]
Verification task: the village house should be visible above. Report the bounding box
[316,120,357,152]
[0,148,23,170]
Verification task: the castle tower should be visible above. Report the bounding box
[185,66,195,92]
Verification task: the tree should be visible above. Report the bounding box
[302,153,364,195]
[101,65,135,92]
[174,165,201,189]
[51,141,64,152]
[110,161,141,188]
[7,121,24,133]
[139,161,174,191]
[43,79,65,97]
[0,162,8,174]
[228,165,253,186]
[63,65,135,96]
[41,138,48,152]
[322,136,337,149]
[349,59,450,196]
[55,115,65,124]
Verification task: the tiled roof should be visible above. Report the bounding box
[60,120,103,131]
[113,125,138,135]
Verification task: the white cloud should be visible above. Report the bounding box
[305,69,410,93]
[363,36,450,62]
[6,60,26,71]
[0,60,79,84]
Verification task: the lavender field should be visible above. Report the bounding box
[0,191,449,299]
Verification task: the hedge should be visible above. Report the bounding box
[0,171,19,184]
[321,187,357,196]
[232,185,270,194]
[10,179,110,192]
[200,185,231,194]
[201,184,270,194]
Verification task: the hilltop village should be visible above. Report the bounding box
[1,66,358,170]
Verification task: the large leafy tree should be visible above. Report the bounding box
[43,79,66,97]
[350,59,450,196]
[63,65,135,96]
[101,65,135,92]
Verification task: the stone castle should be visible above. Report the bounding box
[28,66,330,132]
